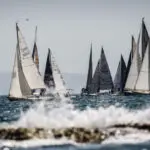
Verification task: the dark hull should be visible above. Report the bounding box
[124,91,150,96]
[7,96,32,101]
[81,92,113,97]
[80,93,96,97]
[7,96,54,101]
[112,92,125,96]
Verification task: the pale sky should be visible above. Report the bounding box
[0,0,150,78]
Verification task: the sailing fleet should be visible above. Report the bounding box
[82,19,150,96]
[7,18,150,100]
[81,46,114,95]
[8,23,69,100]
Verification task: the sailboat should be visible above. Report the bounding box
[90,47,114,94]
[44,49,55,90]
[44,49,70,99]
[134,39,150,94]
[8,24,53,100]
[114,55,127,94]
[81,44,93,95]
[32,26,39,70]
[124,39,141,94]
[124,19,149,95]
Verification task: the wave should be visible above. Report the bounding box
[1,129,150,148]
[11,101,150,129]
[1,97,150,146]
[0,139,79,148]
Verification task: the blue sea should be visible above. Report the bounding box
[1,95,150,150]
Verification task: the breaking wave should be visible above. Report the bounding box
[1,96,150,147]
[13,100,150,129]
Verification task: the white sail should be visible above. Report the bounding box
[137,27,142,59]
[9,48,22,98]
[135,41,150,93]
[50,51,69,97]
[125,44,141,91]
[17,25,46,90]
[9,44,32,99]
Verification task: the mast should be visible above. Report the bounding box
[44,49,55,88]
[85,43,93,93]
[114,55,127,93]
[32,26,39,70]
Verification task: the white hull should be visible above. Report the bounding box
[81,92,112,96]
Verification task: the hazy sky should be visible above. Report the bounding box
[0,0,150,78]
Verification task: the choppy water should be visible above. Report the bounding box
[1,95,150,149]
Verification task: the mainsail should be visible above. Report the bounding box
[47,49,69,97]
[90,47,113,93]
[9,46,24,98]
[114,55,127,93]
[124,42,141,91]
[9,46,22,98]
[99,48,113,91]
[134,40,150,93]
[44,49,55,88]
[138,18,149,60]
[85,44,93,93]
[9,24,47,99]
[9,43,32,98]
[32,26,39,70]
[16,24,46,91]
[125,36,136,84]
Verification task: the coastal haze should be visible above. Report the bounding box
[1,72,85,94]
[0,0,150,93]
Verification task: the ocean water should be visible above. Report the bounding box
[1,95,150,149]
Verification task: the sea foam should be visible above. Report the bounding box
[2,97,150,146]
[12,97,150,129]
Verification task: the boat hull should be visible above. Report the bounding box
[124,91,150,96]
[80,92,113,97]
[7,95,55,101]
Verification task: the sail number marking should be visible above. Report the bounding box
[22,47,30,58]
